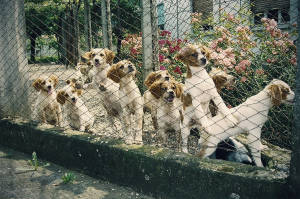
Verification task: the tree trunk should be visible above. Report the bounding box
[106,0,113,50]
[0,0,31,119]
[30,35,37,63]
[84,0,92,51]
[116,0,122,56]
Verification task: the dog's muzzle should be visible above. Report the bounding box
[200,58,206,65]
[165,91,175,102]
[128,65,134,73]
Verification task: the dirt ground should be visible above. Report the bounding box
[0,145,155,199]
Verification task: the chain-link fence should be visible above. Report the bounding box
[0,0,299,178]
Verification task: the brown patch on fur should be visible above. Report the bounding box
[175,45,199,66]
[149,81,163,99]
[32,78,43,91]
[181,93,193,110]
[104,48,115,65]
[57,90,66,104]
[209,100,218,117]
[212,75,227,92]
[196,146,207,158]
[144,72,161,88]
[174,82,183,98]
[77,89,82,96]
[269,85,282,106]
[81,51,92,62]
[107,63,126,83]
[179,110,184,123]
[186,66,192,78]
[50,75,58,88]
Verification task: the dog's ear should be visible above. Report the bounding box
[32,78,43,91]
[144,72,160,88]
[174,82,183,98]
[200,45,212,60]
[212,75,227,92]
[81,51,93,62]
[149,81,163,99]
[57,90,66,104]
[107,64,121,83]
[269,84,282,106]
[50,75,59,88]
[104,48,115,65]
[77,89,83,96]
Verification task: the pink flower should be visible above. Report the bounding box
[269,19,277,28]
[174,45,181,51]
[227,104,232,109]
[261,18,267,23]
[210,52,218,60]
[169,47,175,54]
[160,65,166,70]
[174,66,182,74]
[256,69,264,75]
[223,58,232,67]
[267,59,272,63]
[240,76,247,82]
[290,56,297,65]
[130,48,138,55]
[159,54,165,62]
[238,60,251,69]
[158,40,166,45]
[166,40,172,46]
[160,30,171,37]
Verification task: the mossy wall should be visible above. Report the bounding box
[0,118,289,199]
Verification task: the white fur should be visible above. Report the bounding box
[200,79,295,167]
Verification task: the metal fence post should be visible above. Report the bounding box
[142,0,153,84]
[289,1,300,196]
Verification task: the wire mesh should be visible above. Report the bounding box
[0,0,298,175]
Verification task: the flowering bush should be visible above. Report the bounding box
[189,9,297,149]
[120,30,188,92]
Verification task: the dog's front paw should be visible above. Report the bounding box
[182,146,189,154]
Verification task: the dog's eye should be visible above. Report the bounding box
[91,53,96,57]
[172,86,176,90]
[41,81,46,85]
[191,53,198,58]
[162,87,167,91]
[119,65,124,69]
[201,51,205,55]
[100,53,104,57]
[71,90,75,93]
[65,94,69,97]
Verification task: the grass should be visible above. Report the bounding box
[28,151,39,171]
[62,172,76,184]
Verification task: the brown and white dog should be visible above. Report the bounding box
[32,75,62,127]
[82,48,128,134]
[57,79,95,133]
[175,44,238,153]
[199,79,295,167]
[107,60,144,144]
[143,70,175,130]
[148,80,183,148]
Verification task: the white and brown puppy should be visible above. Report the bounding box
[83,48,127,134]
[199,79,295,167]
[107,60,144,144]
[57,80,94,133]
[148,80,183,148]
[143,70,175,130]
[175,44,238,153]
[32,75,62,127]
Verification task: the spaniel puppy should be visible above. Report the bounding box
[148,80,183,149]
[199,79,295,167]
[208,67,235,117]
[32,75,62,127]
[143,70,175,130]
[57,79,94,133]
[83,48,127,134]
[175,44,238,153]
[75,61,94,85]
[107,60,144,144]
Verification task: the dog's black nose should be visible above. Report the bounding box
[71,97,76,102]
[95,59,99,63]
[165,76,170,81]
[169,91,174,96]
[128,65,134,72]
[201,58,206,64]
[48,85,52,89]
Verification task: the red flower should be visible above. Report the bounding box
[169,47,175,53]
[159,54,165,62]
[174,66,182,74]
[158,40,166,45]
[174,45,181,51]
[160,65,166,70]
[166,40,172,46]
[160,30,171,37]
[130,48,138,55]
